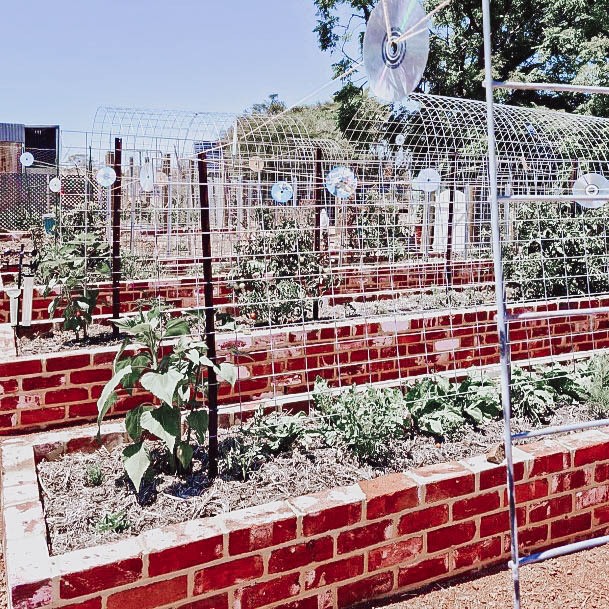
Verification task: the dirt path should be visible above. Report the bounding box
[365,544,609,609]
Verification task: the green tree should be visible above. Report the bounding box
[313,0,609,119]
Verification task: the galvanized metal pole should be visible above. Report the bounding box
[197,152,220,479]
[111,138,122,339]
[313,148,323,321]
[445,153,457,288]
[481,1,521,607]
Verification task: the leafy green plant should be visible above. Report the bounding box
[538,362,589,403]
[405,376,465,437]
[585,355,609,418]
[85,463,104,487]
[95,511,130,533]
[38,232,111,339]
[96,307,237,491]
[223,408,309,480]
[313,379,411,464]
[510,367,556,424]
[458,376,503,425]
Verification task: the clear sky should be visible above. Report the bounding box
[0,0,340,133]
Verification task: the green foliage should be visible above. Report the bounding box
[96,307,236,491]
[230,219,330,325]
[84,463,103,487]
[538,362,590,403]
[510,368,557,425]
[223,408,309,480]
[504,202,609,300]
[458,376,503,425]
[38,232,111,339]
[95,511,131,534]
[313,379,411,464]
[313,0,609,120]
[585,355,609,418]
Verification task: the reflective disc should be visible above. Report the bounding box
[413,168,441,193]
[572,173,609,209]
[48,177,62,193]
[139,162,154,192]
[325,166,358,199]
[363,0,430,102]
[395,134,406,146]
[249,156,265,173]
[95,166,117,187]
[271,181,294,204]
[20,152,34,167]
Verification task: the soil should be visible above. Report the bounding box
[365,544,609,609]
[38,403,595,556]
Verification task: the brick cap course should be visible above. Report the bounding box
[4,421,609,609]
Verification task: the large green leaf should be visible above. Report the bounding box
[186,409,209,444]
[140,404,181,453]
[123,442,150,492]
[140,368,182,405]
[218,362,238,387]
[125,404,152,442]
[176,442,194,471]
[166,317,190,337]
[97,365,133,432]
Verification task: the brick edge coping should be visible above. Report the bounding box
[3,421,609,609]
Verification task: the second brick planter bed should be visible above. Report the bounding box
[3,422,609,609]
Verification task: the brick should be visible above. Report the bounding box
[453,491,501,520]
[480,508,526,538]
[71,368,113,384]
[522,442,571,477]
[427,521,476,553]
[21,374,67,391]
[0,359,42,377]
[0,378,18,394]
[106,575,187,609]
[577,485,609,510]
[551,469,589,492]
[595,463,609,483]
[44,388,89,405]
[398,505,448,535]
[594,505,609,526]
[515,525,548,549]
[60,558,143,599]
[176,595,229,609]
[368,537,423,571]
[269,537,334,573]
[235,572,301,609]
[62,599,102,609]
[93,351,118,365]
[337,572,394,608]
[359,473,418,520]
[398,556,449,588]
[551,512,592,538]
[415,465,475,502]
[227,502,297,555]
[304,555,364,590]
[68,403,99,418]
[20,407,65,427]
[46,353,91,372]
[11,579,52,609]
[194,555,263,593]
[513,479,548,504]
[529,495,573,523]
[574,441,609,466]
[453,537,502,569]
[337,520,393,555]
[148,535,224,577]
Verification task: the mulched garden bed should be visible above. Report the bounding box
[38,403,595,556]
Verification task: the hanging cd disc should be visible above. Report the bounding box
[20,152,34,167]
[48,177,62,193]
[572,173,609,209]
[325,166,358,199]
[363,0,430,102]
[271,181,294,204]
[413,168,441,193]
[395,134,406,146]
[139,162,154,192]
[249,156,265,173]
[95,166,117,187]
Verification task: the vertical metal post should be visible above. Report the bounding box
[197,152,219,479]
[481,1,521,608]
[111,138,122,339]
[313,148,322,321]
[445,153,457,288]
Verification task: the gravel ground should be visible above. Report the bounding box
[365,544,609,609]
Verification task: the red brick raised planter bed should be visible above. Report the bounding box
[1,294,608,436]
[3,423,609,609]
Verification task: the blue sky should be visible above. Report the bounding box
[0,0,341,132]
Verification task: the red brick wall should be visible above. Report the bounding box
[4,425,609,609]
[1,294,608,435]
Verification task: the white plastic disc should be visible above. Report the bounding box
[20,152,34,167]
[325,166,358,199]
[271,181,294,204]
[95,166,117,187]
[363,0,430,102]
[139,162,154,192]
[395,134,406,146]
[413,168,441,193]
[572,173,609,209]
[48,177,62,193]
[249,156,265,173]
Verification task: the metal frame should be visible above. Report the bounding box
[481,1,609,607]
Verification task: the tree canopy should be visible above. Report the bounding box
[313,0,609,118]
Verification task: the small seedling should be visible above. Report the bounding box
[95,511,130,534]
[85,463,104,487]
